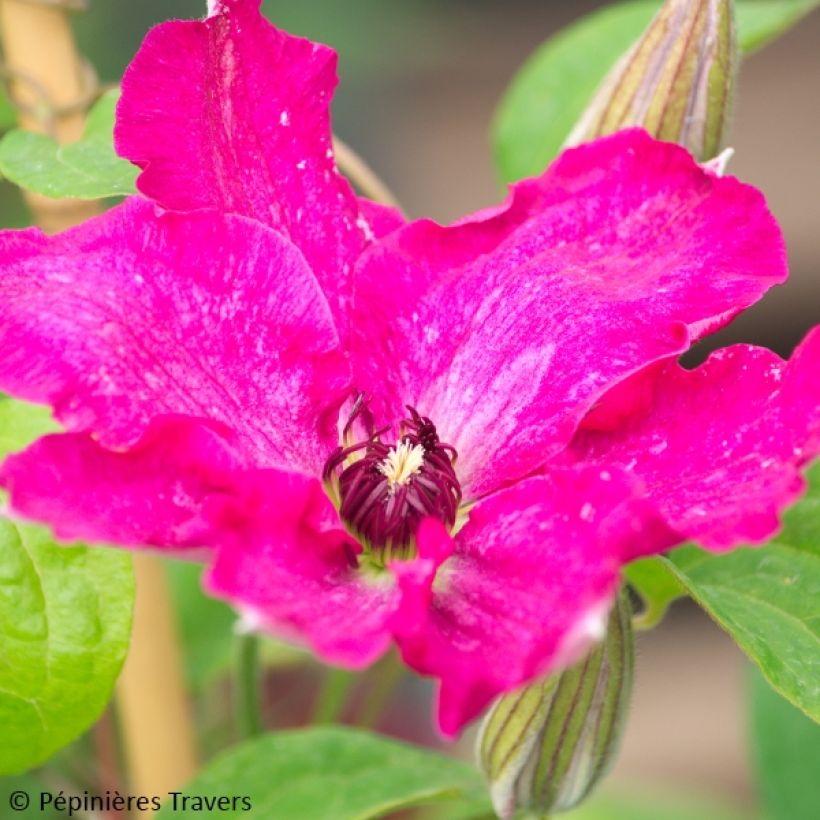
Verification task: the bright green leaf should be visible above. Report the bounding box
[0,396,59,462]
[749,665,820,820]
[0,90,137,199]
[156,726,492,819]
[0,520,134,774]
[663,461,820,723]
[624,555,685,629]
[493,0,820,183]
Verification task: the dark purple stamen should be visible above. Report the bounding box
[323,404,461,561]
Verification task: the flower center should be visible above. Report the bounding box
[323,403,461,562]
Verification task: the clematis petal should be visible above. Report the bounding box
[390,467,674,736]
[206,469,398,667]
[115,0,368,328]
[570,327,820,552]
[0,197,348,475]
[0,416,243,549]
[351,129,786,499]
[357,199,406,239]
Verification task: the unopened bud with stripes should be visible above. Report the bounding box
[565,0,738,161]
[477,591,634,819]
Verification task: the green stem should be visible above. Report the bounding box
[357,651,404,729]
[234,632,264,739]
[312,667,357,724]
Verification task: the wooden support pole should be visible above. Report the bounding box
[116,555,199,797]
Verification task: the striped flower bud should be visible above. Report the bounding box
[565,0,737,160]
[477,591,634,819]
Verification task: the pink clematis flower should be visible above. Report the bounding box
[1,0,818,735]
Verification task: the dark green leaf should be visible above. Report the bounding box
[0,521,134,774]
[0,90,137,199]
[156,726,491,819]
[663,461,820,723]
[749,665,820,820]
[493,0,820,182]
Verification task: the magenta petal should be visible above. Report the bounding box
[206,469,398,667]
[115,0,368,328]
[0,416,243,549]
[0,197,348,474]
[390,467,671,736]
[357,198,406,239]
[351,130,786,498]
[571,327,820,552]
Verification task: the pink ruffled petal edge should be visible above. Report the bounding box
[0,197,348,475]
[571,327,820,552]
[205,469,399,668]
[0,416,244,550]
[351,129,787,499]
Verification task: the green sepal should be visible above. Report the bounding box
[477,591,634,818]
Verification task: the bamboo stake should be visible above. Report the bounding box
[0,0,199,801]
[117,555,199,797]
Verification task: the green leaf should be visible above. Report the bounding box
[737,0,820,54]
[663,461,820,723]
[0,90,137,199]
[566,790,753,820]
[0,91,18,133]
[0,397,59,462]
[156,726,492,819]
[0,520,134,774]
[624,555,685,629]
[493,0,820,183]
[749,665,820,820]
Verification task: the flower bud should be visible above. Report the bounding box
[565,0,737,160]
[477,591,634,819]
